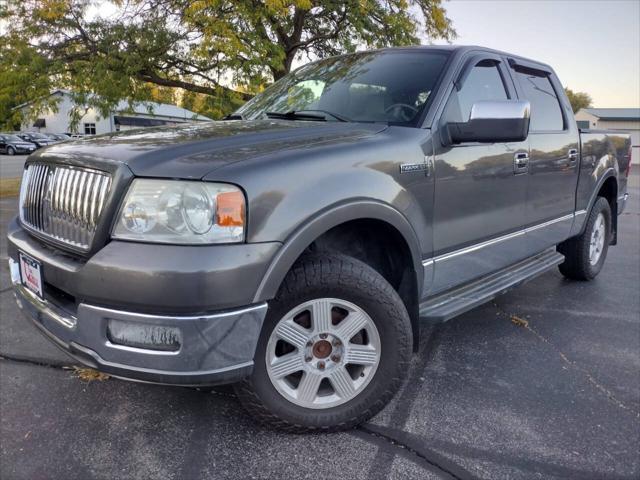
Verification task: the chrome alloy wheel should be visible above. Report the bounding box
[589,212,606,266]
[265,298,381,409]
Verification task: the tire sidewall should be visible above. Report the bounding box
[582,198,611,279]
[7,146,15,156]
[247,256,412,428]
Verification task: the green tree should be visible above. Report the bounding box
[564,87,593,113]
[0,0,455,127]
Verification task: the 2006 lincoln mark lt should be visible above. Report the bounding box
[9,46,632,431]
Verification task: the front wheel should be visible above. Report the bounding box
[6,146,15,156]
[558,196,612,280]
[235,253,412,432]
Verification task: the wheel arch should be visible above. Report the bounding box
[252,200,424,347]
[579,169,618,242]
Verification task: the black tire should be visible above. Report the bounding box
[6,146,15,156]
[235,252,413,432]
[557,197,612,280]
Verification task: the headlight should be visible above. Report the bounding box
[112,179,245,244]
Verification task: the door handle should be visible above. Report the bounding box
[514,152,529,174]
[568,148,578,163]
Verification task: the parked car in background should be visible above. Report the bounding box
[43,133,71,142]
[0,133,37,155]
[8,46,632,432]
[16,132,56,148]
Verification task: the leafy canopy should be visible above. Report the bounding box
[564,87,593,113]
[0,0,455,127]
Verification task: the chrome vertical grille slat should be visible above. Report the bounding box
[82,173,94,225]
[19,164,112,251]
[36,165,49,228]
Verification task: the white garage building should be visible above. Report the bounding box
[18,90,212,135]
[575,108,640,165]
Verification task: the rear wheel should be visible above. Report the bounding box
[6,146,15,156]
[558,197,612,280]
[235,253,412,432]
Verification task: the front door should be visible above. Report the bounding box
[431,56,530,294]
[511,68,580,252]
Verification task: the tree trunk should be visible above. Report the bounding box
[272,49,297,81]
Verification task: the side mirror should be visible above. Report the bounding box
[445,100,530,144]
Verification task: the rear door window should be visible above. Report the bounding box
[515,72,564,131]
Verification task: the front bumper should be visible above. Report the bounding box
[10,258,267,385]
[7,215,279,386]
[7,216,280,313]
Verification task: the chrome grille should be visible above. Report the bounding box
[19,164,112,250]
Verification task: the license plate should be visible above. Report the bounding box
[19,252,43,299]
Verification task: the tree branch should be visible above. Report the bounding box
[138,70,252,100]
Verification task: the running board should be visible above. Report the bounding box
[419,249,564,323]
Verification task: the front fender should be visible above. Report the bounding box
[252,199,424,303]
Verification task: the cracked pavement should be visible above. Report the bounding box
[1,173,638,479]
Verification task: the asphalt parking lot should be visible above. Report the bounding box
[0,172,638,480]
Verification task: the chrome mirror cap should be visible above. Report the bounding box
[469,100,531,122]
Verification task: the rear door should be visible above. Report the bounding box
[430,54,530,294]
[510,62,580,252]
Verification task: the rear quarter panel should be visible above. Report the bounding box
[574,131,631,232]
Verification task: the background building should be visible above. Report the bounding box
[575,108,640,165]
[18,90,211,135]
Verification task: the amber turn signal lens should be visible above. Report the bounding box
[216,190,245,227]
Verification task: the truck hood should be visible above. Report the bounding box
[33,120,388,179]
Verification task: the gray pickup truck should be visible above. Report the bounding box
[8,46,632,432]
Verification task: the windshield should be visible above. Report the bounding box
[31,133,49,139]
[236,50,450,126]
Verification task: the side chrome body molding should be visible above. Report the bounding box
[422,212,582,295]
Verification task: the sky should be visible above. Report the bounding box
[431,0,640,107]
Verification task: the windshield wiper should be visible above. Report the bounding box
[223,113,244,120]
[265,110,349,122]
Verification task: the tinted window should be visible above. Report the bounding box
[516,72,564,131]
[444,62,508,123]
[236,51,450,125]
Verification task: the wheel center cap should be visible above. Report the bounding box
[312,339,332,359]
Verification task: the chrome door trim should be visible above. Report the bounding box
[422,212,578,266]
[525,213,574,233]
[432,229,526,264]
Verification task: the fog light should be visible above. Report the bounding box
[107,320,182,352]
